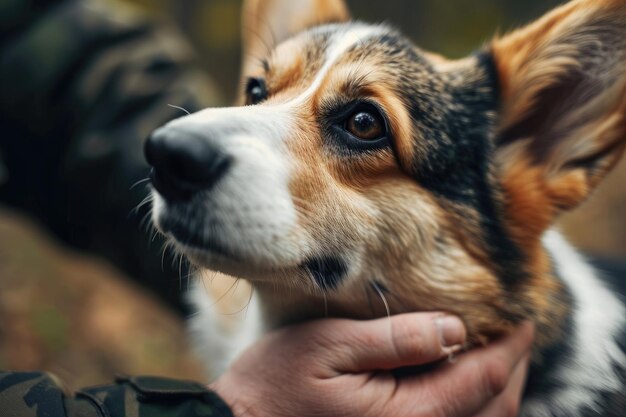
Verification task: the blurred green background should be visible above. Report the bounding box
[108,0,563,102]
[1,0,624,390]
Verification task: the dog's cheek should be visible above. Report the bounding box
[364,186,523,338]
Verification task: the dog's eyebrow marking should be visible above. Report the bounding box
[176,27,386,149]
[285,25,385,107]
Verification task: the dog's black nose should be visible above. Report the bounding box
[144,127,231,201]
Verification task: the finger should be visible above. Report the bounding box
[472,353,530,417]
[389,322,534,417]
[326,312,466,373]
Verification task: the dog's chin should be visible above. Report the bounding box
[160,224,302,283]
[179,245,263,280]
[153,206,353,288]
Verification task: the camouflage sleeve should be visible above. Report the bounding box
[0,0,222,311]
[0,372,234,417]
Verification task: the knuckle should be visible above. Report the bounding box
[392,317,430,356]
[394,327,427,359]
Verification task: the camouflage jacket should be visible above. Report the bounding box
[0,372,233,417]
[0,0,222,311]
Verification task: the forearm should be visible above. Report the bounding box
[0,372,233,417]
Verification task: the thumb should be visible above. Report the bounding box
[324,312,466,374]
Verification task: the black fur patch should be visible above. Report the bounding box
[303,256,348,290]
[431,51,527,288]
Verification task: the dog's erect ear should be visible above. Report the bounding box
[491,0,626,240]
[241,0,349,74]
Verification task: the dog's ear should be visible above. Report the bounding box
[241,0,349,74]
[491,0,626,240]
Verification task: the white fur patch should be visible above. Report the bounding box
[188,280,263,380]
[520,230,625,417]
[286,25,386,106]
[152,104,302,267]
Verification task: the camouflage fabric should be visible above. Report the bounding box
[0,0,223,311]
[0,372,234,417]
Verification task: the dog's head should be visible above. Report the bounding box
[146,0,626,343]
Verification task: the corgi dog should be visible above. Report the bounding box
[144,0,626,415]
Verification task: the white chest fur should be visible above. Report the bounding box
[520,231,625,417]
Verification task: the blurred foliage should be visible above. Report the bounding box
[108,0,562,101]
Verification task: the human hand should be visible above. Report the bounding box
[211,313,534,417]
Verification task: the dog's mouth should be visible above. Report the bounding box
[156,207,352,290]
[150,179,355,289]
[159,215,236,259]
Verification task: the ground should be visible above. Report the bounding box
[0,207,205,391]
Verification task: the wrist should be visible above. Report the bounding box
[210,377,259,417]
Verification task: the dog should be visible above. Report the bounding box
[144,0,626,415]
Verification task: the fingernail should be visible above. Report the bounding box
[435,315,466,348]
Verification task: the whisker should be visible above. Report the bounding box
[199,269,218,284]
[167,104,191,115]
[177,253,185,291]
[151,226,160,242]
[384,288,413,313]
[250,7,278,51]
[138,208,153,231]
[130,177,151,191]
[244,286,255,318]
[133,194,154,216]
[242,20,274,57]
[371,281,392,324]
[210,277,241,309]
[223,285,256,316]
[161,241,175,272]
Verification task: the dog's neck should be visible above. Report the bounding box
[252,280,392,329]
[251,239,571,354]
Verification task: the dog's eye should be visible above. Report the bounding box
[345,109,385,141]
[326,101,390,152]
[245,78,267,105]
